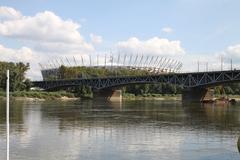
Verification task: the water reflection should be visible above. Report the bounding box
[0,100,27,134]
[0,100,239,160]
[238,136,240,153]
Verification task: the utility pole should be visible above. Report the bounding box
[206,62,208,72]
[123,54,127,67]
[110,53,113,70]
[230,59,233,70]
[117,53,120,67]
[81,56,84,66]
[6,70,9,160]
[104,54,106,68]
[89,55,92,67]
[97,54,99,66]
[197,61,199,72]
[221,56,223,71]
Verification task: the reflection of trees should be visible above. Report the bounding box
[182,103,240,132]
[0,100,27,134]
[40,100,240,133]
[40,100,186,132]
[1,99,239,135]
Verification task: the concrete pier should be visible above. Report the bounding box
[182,87,214,102]
[93,89,122,101]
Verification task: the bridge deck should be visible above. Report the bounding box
[32,70,240,90]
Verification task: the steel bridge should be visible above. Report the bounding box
[33,70,240,90]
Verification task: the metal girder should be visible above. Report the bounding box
[32,70,240,91]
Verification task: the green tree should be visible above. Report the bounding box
[0,61,30,91]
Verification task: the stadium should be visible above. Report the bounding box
[39,54,182,80]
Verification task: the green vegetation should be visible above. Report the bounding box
[2,61,240,99]
[57,65,151,79]
[55,65,183,97]
[123,92,181,100]
[50,65,240,98]
[0,91,75,100]
[0,61,31,91]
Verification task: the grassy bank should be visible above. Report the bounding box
[0,91,76,100]
[123,93,181,100]
[0,91,182,101]
[2,91,240,101]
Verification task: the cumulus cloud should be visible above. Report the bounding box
[0,44,34,62]
[0,7,94,53]
[0,10,80,43]
[0,7,98,79]
[161,27,173,33]
[0,6,22,21]
[0,44,45,79]
[116,37,185,56]
[90,33,103,44]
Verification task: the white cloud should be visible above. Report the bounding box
[0,44,45,79]
[0,10,80,43]
[161,27,173,33]
[0,7,94,53]
[116,37,185,56]
[0,7,98,80]
[90,33,103,44]
[0,44,34,62]
[0,6,22,21]
[225,44,240,59]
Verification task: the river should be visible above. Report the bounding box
[0,99,239,160]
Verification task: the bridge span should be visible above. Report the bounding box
[32,69,240,102]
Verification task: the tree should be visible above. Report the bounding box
[0,61,30,91]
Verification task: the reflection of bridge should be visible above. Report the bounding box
[33,70,240,102]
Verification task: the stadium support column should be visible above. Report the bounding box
[182,87,214,102]
[93,89,122,101]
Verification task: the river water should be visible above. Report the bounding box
[0,99,239,160]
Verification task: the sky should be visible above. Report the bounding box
[1,0,240,79]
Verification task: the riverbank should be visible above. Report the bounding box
[0,91,78,101]
[123,93,181,100]
[1,91,240,102]
[0,91,182,101]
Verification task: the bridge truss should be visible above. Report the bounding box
[33,70,240,91]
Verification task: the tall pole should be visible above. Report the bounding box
[104,54,106,68]
[89,55,92,67]
[97,54,99,66]
[230,59,232,70]
[81,56,84,66]
[197,61,199,72]
[6,70,9,160]
[221,56,223,71]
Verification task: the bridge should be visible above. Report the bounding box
[32,69,240,102]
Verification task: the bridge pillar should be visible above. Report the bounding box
[93,89,122,101]
[182,88,214,102]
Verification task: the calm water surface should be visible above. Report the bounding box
[0,99,240,160]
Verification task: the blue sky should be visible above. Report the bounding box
[1,0,240,79]
[2,0,240,52]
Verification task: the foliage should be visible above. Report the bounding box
[56,65,240,97]
[0,61,30,91]
[0,91,75,99]
[57,65,151,79]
